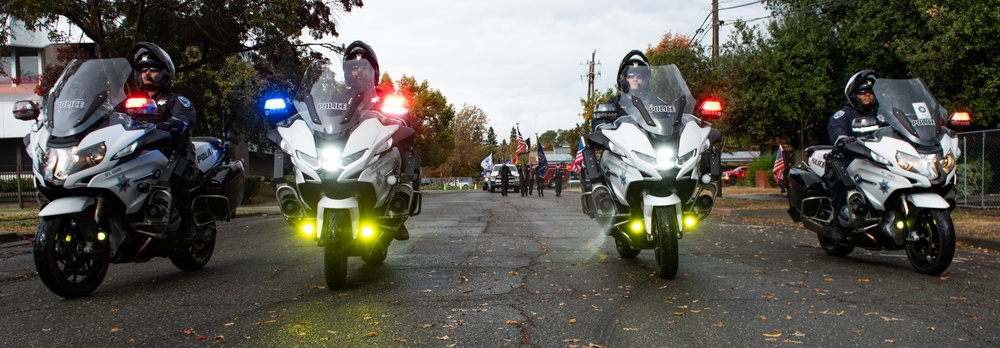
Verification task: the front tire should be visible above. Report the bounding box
[33,215,109,298]
[905,209,955,276]
[653,206,679,279]
[324,211,351,289]
[170,223,217,271]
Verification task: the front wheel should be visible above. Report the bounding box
[905,209,955,276]
[653,206,679,279]
[324,211,351,289]
[170,223,217,271]
[33,215,109,298]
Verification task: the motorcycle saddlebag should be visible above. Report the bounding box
[787,166,826,212]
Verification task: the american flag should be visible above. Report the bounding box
[515,127,527,155]
[567,137,585,173]
[772,145,785,182]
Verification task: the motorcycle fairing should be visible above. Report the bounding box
[600,122,663,204]
[39,196,95,217]
[873,79,948,147]
[642,193,682,236]
[907,192,950,209]
[88,150,170,214]
[38,125,152,189]
[277,118,320,182]
[676,120,712,180]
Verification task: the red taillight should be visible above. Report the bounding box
[700,99,723,120]
[381,94,408,115]
[950,111,971,126]
[125,97,151,109]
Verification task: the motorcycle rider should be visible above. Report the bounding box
[825,69,879,241]
[337,41,415,240]
[129,42,199,244]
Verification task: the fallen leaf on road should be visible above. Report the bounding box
[437,335,450,340]
[110,327,124,333]
[183,329,197,335]
[563,338,581,343]
[759,315,767,320]
[196,335,208,341]
[505,320,518,325]
[712,322,724,327]
[568,318,577,323]
[880,317,903,322]
[622,328,640,331]
[365,332,377,337]
[674,312,685,316]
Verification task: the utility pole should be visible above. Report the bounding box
[712,0,719,63]
[582,50,600,104]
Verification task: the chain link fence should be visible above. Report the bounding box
[957,129,1000,208]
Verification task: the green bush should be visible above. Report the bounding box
[0,177,35,193]
[242,175,264,204]
[955,160,994,197]
[745,151,778,187]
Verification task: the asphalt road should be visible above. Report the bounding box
[1,190,998,346]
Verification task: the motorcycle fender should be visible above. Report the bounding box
[315,196,359,241]
[906,192,950,209]
[39,196,96,217]
[642,193,682,235]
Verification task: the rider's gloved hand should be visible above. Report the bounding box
[835,135,856,149]
[156,118,187,135]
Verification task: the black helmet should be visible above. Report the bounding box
[845,69,876,108]
[616,50,650,94]
[130,42,175,88]
[342,41,379,88]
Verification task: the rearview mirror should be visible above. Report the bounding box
[13,100,39,121]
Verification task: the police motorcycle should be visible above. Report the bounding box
[14,58,245,298]
[786,78,969,275]
[263,59,421,289]
[579,64,722,279]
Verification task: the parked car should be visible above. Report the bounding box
[447,179,472,189]
[722,166,749,185]
[489,164,520,193]
[420,178,432,186]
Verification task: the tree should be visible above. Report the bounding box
[538,130,558,150]
[444,104,490,176]
[396,75,455,169]
[1,0,365,143]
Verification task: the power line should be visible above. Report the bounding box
[718,0,765,11]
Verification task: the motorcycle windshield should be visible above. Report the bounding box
[617,64,695,137]
[873,78,947,146]
[293,60,378,136]
[46,58,132,137]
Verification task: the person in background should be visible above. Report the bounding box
[500,164,510,197]
[554,165,563,197]
[535,166,545,197]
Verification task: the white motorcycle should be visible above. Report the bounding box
[787,78,969,275]
[580,64,722,279]
[263,60,421,289]
[14,58,245,298]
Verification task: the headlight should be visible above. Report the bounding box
[939,151,956,174]
[676,149,696,167]
[296,150,320,169]
[656,147,675,169]
[631,150,657,166]
[44,142,107,184]
[869,151,889,165]
[895,151,939,179]
[319,147,342,171]
[342,149,367,167]
[111,142,138,160]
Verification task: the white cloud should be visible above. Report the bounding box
[330,0,769,142]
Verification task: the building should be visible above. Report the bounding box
[1,19,94,167]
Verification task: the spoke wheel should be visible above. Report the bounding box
[170,223,217,271]
[33,216,109,298]
[653,206,679,279]
[905,209,955,276]
[614,237,640,258]
[324,211,350,289]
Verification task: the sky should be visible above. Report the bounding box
[330,0,771,143]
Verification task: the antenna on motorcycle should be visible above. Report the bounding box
[949,111,971,130]
[699,98,723,120]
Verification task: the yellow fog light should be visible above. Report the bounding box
[684,215,697,228]
[630,220,644,233]
[895,220,905,230]
[65,235,72,242]
[361,225,375,238]
[301,223,315,236]
[97,232,107,241]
